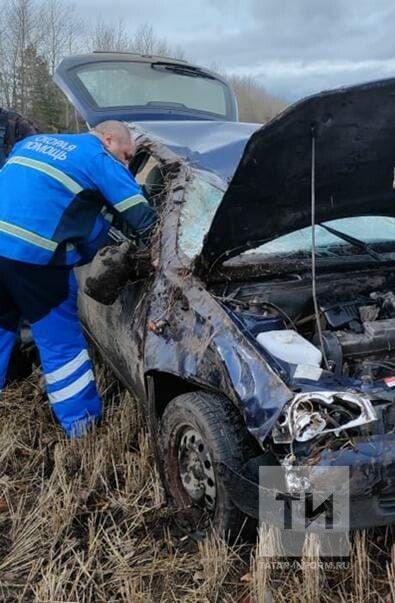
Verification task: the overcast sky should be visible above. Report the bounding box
[77,0,395,102]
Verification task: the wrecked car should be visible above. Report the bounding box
[55,53,395,537]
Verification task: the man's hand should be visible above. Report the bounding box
[84,241,154,305]
[84,242,132,305]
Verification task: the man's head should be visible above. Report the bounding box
[92,120,135,165]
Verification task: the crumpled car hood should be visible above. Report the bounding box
[199,77,395,269]
[132,120,259,181]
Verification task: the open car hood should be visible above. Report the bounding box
[199,78,395,269]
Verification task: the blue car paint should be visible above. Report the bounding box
[134,120,259,182]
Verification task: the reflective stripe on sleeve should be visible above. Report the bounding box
[0,220,57,251]
[7,156,83,195]
[45,349,90,385]
[48,369,95,404]
[113,194,147,213]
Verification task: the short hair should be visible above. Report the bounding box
[92,120,131,142]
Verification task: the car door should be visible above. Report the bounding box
[76,148,165,399]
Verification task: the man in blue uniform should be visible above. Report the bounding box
[0,121,156,437]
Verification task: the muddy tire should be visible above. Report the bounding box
[159,391,254,541]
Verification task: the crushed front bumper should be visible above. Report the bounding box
[219,434,395,529]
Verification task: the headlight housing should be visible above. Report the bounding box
[272,391,377,444]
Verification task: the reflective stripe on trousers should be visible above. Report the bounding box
[0,265,101,436]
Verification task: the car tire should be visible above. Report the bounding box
[159,390,255,541]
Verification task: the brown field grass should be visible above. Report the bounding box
[0,363,394,602]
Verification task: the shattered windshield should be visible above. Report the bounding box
[242,216,395,258]
[179,174,225,259]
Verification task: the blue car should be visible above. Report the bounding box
[55,54,395,538]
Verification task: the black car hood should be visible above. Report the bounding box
[200,78,395,269]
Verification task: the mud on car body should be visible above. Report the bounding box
[55,55,395,537]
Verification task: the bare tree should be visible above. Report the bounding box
[39,0,84,74]
[89,18,131,52]
[130,23,185,58]
[0,13,12,106]
[89,20,186,59]
[1,0,41,112]
[227,74,286,123]
[130,23,185,59]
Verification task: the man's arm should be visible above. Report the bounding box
[90,151,157,244]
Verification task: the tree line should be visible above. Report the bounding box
[0,0,286,131]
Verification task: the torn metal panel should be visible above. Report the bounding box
[144,270,292,441]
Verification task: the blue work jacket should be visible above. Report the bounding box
[0,132,156,265]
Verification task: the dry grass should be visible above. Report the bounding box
[0,363,394,602]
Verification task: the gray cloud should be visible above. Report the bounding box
[250,0,395,61]
[74,0,395,101]
[185,1,395,64]
[251,58,395,100]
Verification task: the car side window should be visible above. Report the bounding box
[132,151,166,211]
[107,151,166,239]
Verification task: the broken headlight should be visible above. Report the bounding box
[272,391,377,444]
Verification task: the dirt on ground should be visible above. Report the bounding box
[0,363,394,602]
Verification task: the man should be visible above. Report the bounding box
[0,108,39,168]
[0,121,156,436]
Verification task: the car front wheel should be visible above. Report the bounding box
[159,391,254,540]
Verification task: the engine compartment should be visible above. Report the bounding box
[212,268,395,382]
[211,267,395,453]
[315,292,395,381]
